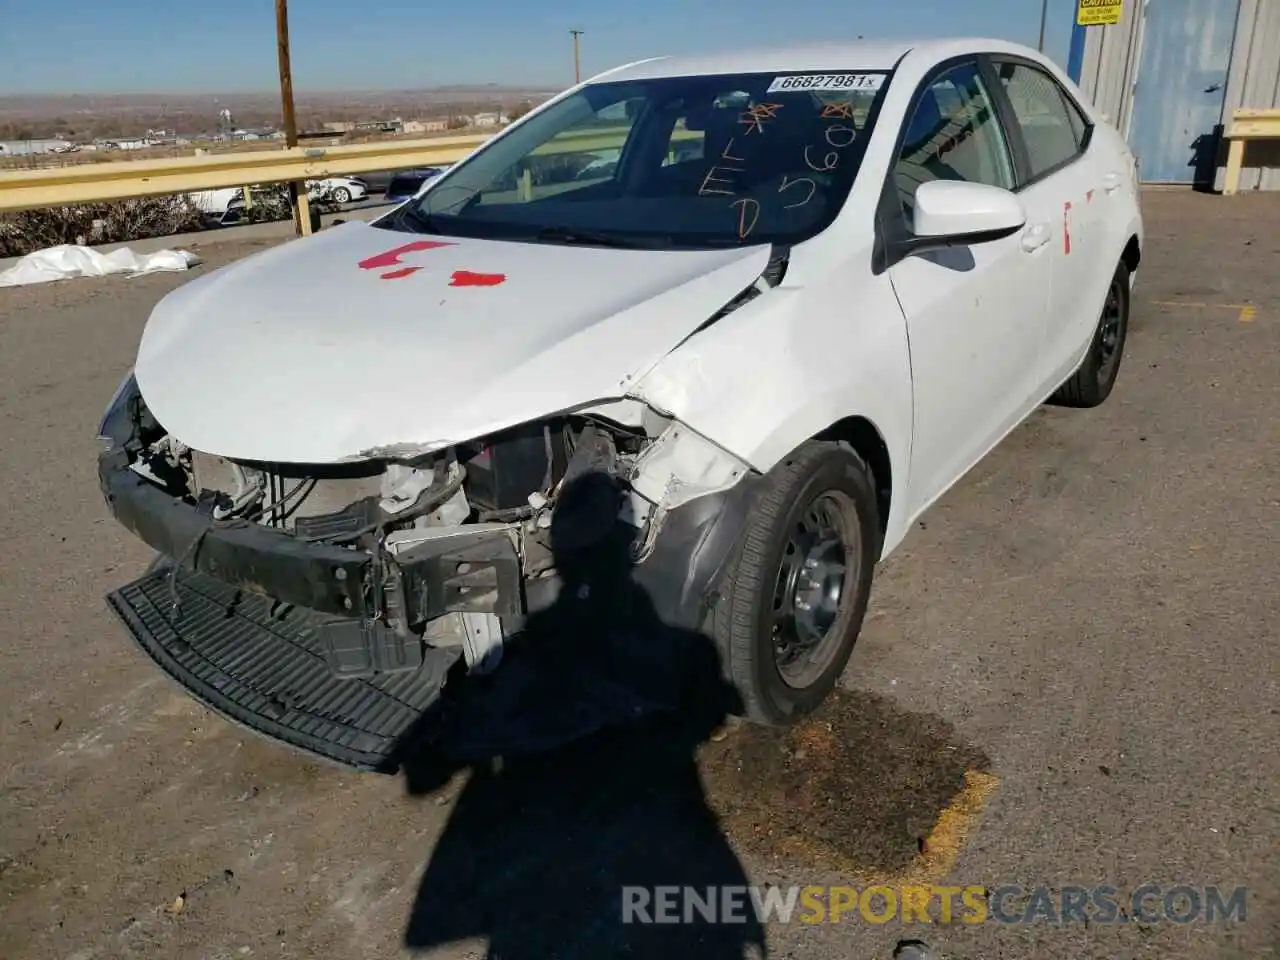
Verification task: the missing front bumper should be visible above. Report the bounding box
[99,456,523,625]
[98,393,765,770]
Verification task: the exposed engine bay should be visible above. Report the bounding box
[118,396,750,678]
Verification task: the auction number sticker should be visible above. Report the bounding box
[766,73,884,93]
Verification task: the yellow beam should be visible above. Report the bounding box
[0,127,702,213]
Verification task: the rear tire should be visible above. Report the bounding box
[1049,261,1131,408]
[711,440,880,725]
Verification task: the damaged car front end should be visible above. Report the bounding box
[98,374,764,770]
[97,57,894,770]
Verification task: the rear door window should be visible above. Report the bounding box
[991,60,1092,182]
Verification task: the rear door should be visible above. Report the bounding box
[884,58,1054,518]
[987,56,1108,385]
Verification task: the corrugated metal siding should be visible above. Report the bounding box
[1217,0,1280,190]
[1078,0,1280,190]
[1076,0,1145,131]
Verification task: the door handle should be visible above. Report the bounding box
[1103,171,1124,194]
[1021,222,1052,252]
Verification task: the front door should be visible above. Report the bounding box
[886,60,1053,519]
[1127,0,1239,184]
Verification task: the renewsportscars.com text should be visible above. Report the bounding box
[621,884,1248,925]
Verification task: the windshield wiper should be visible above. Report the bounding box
[533,226,655,249]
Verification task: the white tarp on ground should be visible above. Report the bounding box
[0,244,201,288]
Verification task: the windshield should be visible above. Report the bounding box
[386,70,891,250]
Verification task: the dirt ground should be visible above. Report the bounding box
[1,191,1277,960]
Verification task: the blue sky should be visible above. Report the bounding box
[0,0,1081,94]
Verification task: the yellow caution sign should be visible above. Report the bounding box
[1077,0,1123,25]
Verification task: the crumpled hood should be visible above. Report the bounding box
[135,221,770,464]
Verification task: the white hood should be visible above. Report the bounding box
[135,221,771,464]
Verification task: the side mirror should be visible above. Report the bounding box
[912,179,1026,243]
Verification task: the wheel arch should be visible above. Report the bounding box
[1122,234,1141,274]
[813,416,893,542]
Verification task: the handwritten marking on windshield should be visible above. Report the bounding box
[779,175,817,209]
[739,102,784,135]
[804,145,840,172]
[720,138,746,164]
[449,270,506,287]
[824,124,858,148]
[731,198,761,238]
[699,166,740,196]
[358,240,456,279]
[820,101,855,120]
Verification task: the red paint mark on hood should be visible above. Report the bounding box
[358,240,456,279]
[449,270,506,287]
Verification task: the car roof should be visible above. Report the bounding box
[591,37,1042,83]
[393,168,441,176]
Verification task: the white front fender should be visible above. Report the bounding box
[631,273,917,555]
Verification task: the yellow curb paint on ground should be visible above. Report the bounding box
[811,769,1000,887]
[902,770,1001,884]
[1238,305,1257,323]
[1150,300,1252,308]
[718,766,1000,888]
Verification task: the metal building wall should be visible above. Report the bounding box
[1220,0,1280,190]
[1074,0,1280,190]
[1073,0,1145,131]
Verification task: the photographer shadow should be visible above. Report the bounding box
[398,470,766,959]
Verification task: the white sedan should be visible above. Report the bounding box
[306,176,368,204]
[97,37,1142,770]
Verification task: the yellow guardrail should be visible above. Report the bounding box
[0,125,701,215]
[1223,108,1280,196]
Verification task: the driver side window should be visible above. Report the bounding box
[894,62,1015,231]
[475,98,643,207]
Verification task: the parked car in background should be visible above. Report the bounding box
[306,176,368,204]
[384,167,449,202]
[187,187,244,223]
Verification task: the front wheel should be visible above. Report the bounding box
[331,187,352,204]
[711,440,880,725]
[1049,261,1131,408]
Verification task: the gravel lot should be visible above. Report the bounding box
[1,190,1277,960]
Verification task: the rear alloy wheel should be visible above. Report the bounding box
[331,187,352,204]
[1049,261,1131,408]
[712,440,880,725]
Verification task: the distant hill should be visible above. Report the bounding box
[0,87,561,141]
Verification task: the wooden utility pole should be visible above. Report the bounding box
[570,29,583,84]
[276,0,313,235]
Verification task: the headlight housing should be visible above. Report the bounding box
[96,369,138,447]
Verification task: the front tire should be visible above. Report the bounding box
[331,187,352,204]
[711,440,880,725]
[1049,261,1131,408]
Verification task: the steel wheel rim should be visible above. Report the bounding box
[1095,278,1125,382]
[770,490,860,689]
